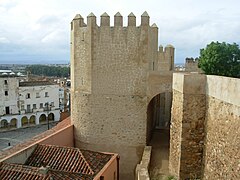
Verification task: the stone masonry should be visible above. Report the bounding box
[169,73,206,179]
[70,12,175,179]
[170,73,240,179]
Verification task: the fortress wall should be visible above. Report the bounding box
[169,73,206,179]
[71,12,158,180]
[169,89,183,178]
[170,73,239,179]
[203,76,240,179]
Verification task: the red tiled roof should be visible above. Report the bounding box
[24,144,113,176]
[0,162,46,180]
[0,162,93,180]
[25,144,94,175]
[81,149,113,173]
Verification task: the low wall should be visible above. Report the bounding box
[135,146,152,180]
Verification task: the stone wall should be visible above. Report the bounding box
[170,73,206,179]
[202,76,240,179]
[180,93,205,179]
[169,90,183,178]
[170,73,240,179]
[135,146,152,180]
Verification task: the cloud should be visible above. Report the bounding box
[0,0,240,63]
[0,37,10,43]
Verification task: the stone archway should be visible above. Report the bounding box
[147,92,172,143]
[39,114,47,124]
[21,116,28,127]
[147,92,172,178]
[10,118,17,128]
[29,115,36,125]
[0,119,8,128]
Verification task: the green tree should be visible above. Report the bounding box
[25,65,70,77]
[198,41,240,78]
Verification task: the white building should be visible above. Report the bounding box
[0,75,60,129]
[59,87,65,112]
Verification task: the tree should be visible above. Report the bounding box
[198,41,240,78]
[25,65,70,77]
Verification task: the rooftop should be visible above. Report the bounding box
[19,81,55,87]
[1,143,113,179]
[0,162,93,180]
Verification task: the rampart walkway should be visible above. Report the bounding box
[149,129,170,179]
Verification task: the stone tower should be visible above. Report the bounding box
[70,12,174,179]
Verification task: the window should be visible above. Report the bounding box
[33,104,37,109]
[5,91,8,96]
[36,92,40,98]
[100,176,104,180]
[40,103,43,108]
[27,104,31,113]
[4,80,8,85]
[45,92,49,97]
[26,93,30,99]
[5,107,10,114]
[51,102,54,107]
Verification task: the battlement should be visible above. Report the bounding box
[71,11,154,29]
[158,44,175,53]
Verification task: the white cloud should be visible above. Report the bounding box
[0,37,10,43]
[0,0,240,63]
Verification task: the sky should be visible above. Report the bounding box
[0,0,240,64]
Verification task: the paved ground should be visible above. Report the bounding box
[149,129,171,180]
[0,123,57,151]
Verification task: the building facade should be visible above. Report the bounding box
[0,76,60,129]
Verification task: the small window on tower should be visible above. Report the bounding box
[45,92,49,97]
[4,80,8,85]
[5,91,8,96]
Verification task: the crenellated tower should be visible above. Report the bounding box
[157,44,175,71]
[70,12,175,179]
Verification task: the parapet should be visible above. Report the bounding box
[158,44,174,54]
[71,11,153,29]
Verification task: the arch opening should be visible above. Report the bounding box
[29,115,36,125]
[147,92,172,177]
[10,118,17,128]
[0,119,8,128]
[21,116,28,127]
[147,92,172,143]
[48,113,54,121]
[39,114,47,124]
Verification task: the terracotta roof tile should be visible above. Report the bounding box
[0,162,46,180]
[81,149,113,174]
[25,144,113,177]
[25,144,94,175]
[0,162,93,180]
